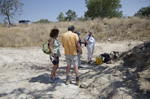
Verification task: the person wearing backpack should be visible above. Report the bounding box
[84,29,95,64]
[48,28,61,83]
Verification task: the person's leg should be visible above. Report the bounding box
[77,52,81,66]
[50,65,58,78]
[87,45,92,63]
[66,65,71,76]
[88,58,91,62]
[91,46,94,60]
[66,65,71,85]
[54,64,58,77]
[65,55,72,85]
[73,66,79,77]
[54,57,59,77]
[73,55,79,85]
[74,66,79,85]
[49,65,57,83]
[49,56,59,83]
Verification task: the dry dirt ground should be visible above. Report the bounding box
[0,41,147,99]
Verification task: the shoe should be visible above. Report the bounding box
[76,80,80,86]
[49,78,54,83]
[78,66,83,69]
[88,60,92,64]
[54,76,60,80]
[66,79,71,85]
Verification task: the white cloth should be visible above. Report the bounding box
[85,35,95,58]
[85,35,95,45]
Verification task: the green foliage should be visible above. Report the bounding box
[134,6,150,18]
[0,0,24,26]
[57,9,77,21]
[85,0,122,19]
[57,12,65,22]
[78,16,89,21]
[65,9,77,21]
[35,19,51,23]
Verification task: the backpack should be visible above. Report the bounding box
[42,39,51,54]
[101,53,111,63]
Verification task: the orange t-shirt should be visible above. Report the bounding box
[61,31,79,55]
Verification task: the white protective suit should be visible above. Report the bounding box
[85,35,95,59]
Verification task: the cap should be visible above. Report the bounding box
[74,30,80,35]
[89,29,93,33]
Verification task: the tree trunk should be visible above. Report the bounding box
[7,15,12,26]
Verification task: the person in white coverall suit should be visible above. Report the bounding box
[84,30,95,64]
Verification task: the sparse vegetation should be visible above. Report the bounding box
[0,17,150,47]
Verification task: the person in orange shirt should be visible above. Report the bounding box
[61,25,82,85]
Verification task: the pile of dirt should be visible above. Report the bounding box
[122,42,150,72]
[80,42,150,99]
[121,42,150,97]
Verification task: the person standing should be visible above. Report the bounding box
[49,28,61,83]
[84,30,95,64]
[74,30,82,67]
[61,25,82,85]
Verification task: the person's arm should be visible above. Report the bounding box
[84,36,90,45]
[81,42,85,44]
[75,34,82,54]
[49,39,57,61]
[61,36,64,47]
[76,41,82,54]
[84,38,88,45]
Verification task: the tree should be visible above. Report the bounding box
[78,16,89,21]
[65,9,77,21]
[0,0,23,26]
[57,12,65,22]
[134,6,150,18]
[85,0,122,19]
[35,19,50,23]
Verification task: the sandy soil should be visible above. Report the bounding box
[0,41,143,99]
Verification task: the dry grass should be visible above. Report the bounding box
[0,17,150,47]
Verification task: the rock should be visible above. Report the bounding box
[80,83,88,89]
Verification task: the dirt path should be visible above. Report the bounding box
[0,41,142,99]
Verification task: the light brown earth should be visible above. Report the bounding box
[1,41,149,99]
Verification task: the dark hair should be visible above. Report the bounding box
[68,25,75,31]
[50,28,59,38]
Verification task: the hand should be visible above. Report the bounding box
[80,54,82,58]
[54,56,57,61]
[79,51,82,54]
